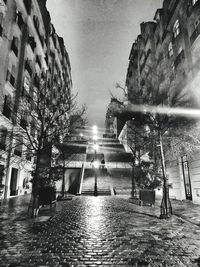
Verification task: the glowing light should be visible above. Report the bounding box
[92,125,98,134]
[93,135,98,141]
[93,161,100,169]
[93,143,99,151]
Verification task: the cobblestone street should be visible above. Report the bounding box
[1,196,200,267]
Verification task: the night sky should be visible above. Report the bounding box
[47,0,163,129]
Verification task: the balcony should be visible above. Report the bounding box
[174,50,185,69]
[190,24,200,46]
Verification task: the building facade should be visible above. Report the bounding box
[122,0,200,204]
[0,0,72,199]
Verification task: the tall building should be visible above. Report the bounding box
[120,0,200,204]
[0,0,72,199]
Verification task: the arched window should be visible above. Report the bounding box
[168,42,173,57]
[173,19,180,38]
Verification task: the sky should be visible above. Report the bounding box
[47,0,163,129]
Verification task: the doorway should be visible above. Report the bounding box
[181,155,192,200]
[10,168,18,196]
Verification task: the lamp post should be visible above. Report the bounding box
[92,125,99,196]
[93,143,99,196]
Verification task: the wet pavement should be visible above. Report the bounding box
[0,195,200,266]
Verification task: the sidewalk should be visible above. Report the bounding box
[1,194,200,227]
[127,196,200,226]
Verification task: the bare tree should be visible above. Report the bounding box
[2,74,86,216]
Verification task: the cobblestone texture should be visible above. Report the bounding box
[0,196,200,266]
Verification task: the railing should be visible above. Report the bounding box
[78,163,85,195]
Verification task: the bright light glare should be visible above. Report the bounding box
[126,103,200,118]
[80,133,83,137]
[92,125,98,134]
[93,161,100,168]
[93,143,99,151]
[93,135,98,141]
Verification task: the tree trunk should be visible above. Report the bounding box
[28,149,41,217]
[159,132,172,219]
[131,162,135,198]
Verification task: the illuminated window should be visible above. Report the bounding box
[168,42,173,57]
[173,19,180,38]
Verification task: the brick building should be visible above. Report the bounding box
[0,0,72,199]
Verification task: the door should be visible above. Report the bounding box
[181,155,192,200]
[10,168,18,196]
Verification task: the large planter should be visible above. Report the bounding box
[38,186,56,207]
[139,189,155,206]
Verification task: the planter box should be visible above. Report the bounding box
[139,189,155,206]
[38,186,56,207]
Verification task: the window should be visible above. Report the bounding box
[0,13,3,37]
[11,37,19,57]
[2,95,12,120]
[178,46,183,55]
[20,114,27,130]
[16,11,24,30]
[0,127,7,150]
[192,0,198,5]
[23,76,31,93]
[173,19,180,38]
[14,136,23,157]
[168,42,173,57]
[194,16,200,28]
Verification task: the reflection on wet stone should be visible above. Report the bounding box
[0,196,200,266]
